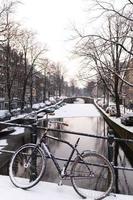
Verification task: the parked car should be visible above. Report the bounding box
[106,105,116,116]
[11,108,21,116]
[45,100,51,106]
[39,102,46,108]
[0,110,11,121]
[32,103,41,111]
[121,112,133,126]
[49,97,56,105]
[109,106,116,116]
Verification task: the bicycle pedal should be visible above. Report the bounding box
[58,180,63,186]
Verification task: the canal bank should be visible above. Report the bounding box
[94,101,133,166]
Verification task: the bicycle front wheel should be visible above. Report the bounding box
[71,152,114,200]
[9,143,46,189]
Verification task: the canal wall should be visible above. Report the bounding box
[94,100,133,166]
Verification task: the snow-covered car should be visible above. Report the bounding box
[32,103,41,110]
[49,97,56,104]
[106,105,116,116]
[121,112,133,126]
[11,108,21,116]
[109,107,116,116]
[45,100,51,106]
[39,102,46,108]
[0,110,11,121]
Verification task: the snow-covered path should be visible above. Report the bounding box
[0,175,133,200]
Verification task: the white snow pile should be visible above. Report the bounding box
[0,175,132,200]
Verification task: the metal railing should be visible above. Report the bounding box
[0,121,133,172]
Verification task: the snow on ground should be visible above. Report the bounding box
[0,139,7,153]
[0,139,7,146]
[50,104,101,118]
[10,127,25,135]
[0,175,133,200]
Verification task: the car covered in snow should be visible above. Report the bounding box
[106,104,116,116]
[121,112,133,126]
[32,103,41,111]
[45,100,51,106]
[39,102,46,108]
[49,97,56,105]
[0,110,11,121]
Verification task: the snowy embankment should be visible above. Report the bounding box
[0,175,133,200]
[95,101,133,133]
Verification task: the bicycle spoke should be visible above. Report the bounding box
[71,152,114,200]
[9,144,46,189]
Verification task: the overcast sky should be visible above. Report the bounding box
[15,0,128,86]
[15,0,90,85]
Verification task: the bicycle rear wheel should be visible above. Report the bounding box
[9,143,46,189]
[71,152,114,200]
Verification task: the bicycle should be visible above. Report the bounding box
[9,108,114,200]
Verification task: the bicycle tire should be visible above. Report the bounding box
[9,143,46,189]
[71,152,114,200]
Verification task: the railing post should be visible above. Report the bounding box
[108,128,120,193]
[30,123,38,181]
[31,123,37,144]
[43,119,48,127]
[114,140,120,193]
[107,128,115,163]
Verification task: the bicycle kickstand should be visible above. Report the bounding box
[58,179,63,186]
[58,175,63,186]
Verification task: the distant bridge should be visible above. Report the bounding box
[63,96,94,104]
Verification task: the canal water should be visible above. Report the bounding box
[0,99,132,195]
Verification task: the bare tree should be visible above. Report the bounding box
[52,62,66,97]
[0,0,21,111]
[89,0,133,56]
[73,14,133,116]
[91,0,133,21]
[16,28,47,111]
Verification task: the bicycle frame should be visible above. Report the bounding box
[40,134,81,178]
